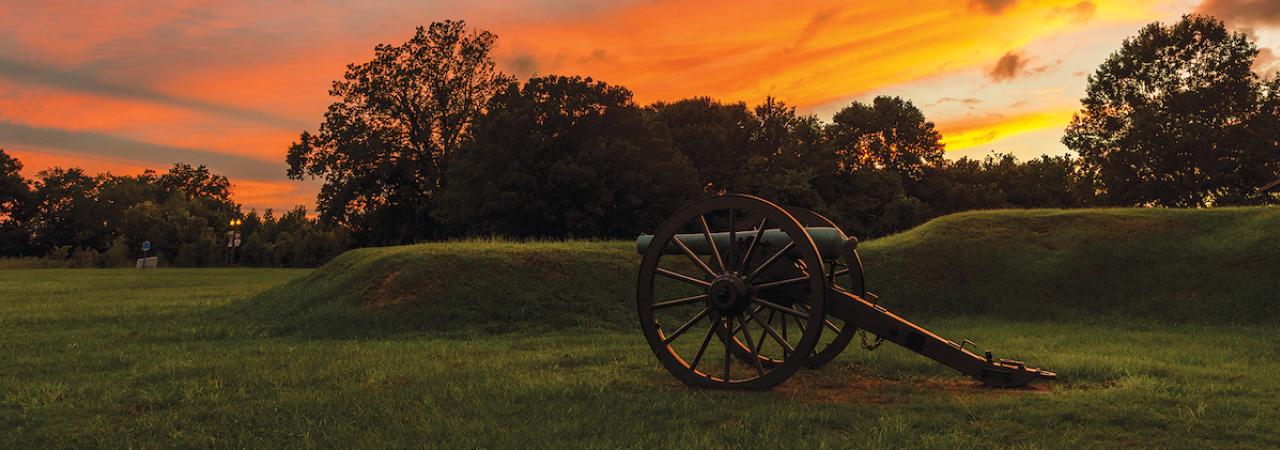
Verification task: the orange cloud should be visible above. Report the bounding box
[0,0,1172,211]
[939,108,1078,151]
[492,0,1161,107]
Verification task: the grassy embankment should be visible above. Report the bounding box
[3,207,1278,448]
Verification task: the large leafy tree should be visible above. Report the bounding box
[436,75,699,238]
[1063,15,1277,206]
[738,97,833,207]
[286,21,513,244]
[29,168,109,252]
[0,149,34,255]
[826,96,944,180]
[649,97,757,192]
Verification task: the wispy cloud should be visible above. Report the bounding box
[0,121,286,180]
[968,0,1018,15]
[0,0,1174,210]
[1196,0,1280,27]
[0,58,306,129]
[987,51,1058,82]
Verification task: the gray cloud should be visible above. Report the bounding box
[1049,1,1096,23]
[987,51,1057,82]
[509,53,540,76]
[0,58,306,129]
[1257,48,1280,77]
[1196,0,1280,27]
[794,7,841,48]
[931,97,983,109]
[0,121,286,180]
[968,0,1017,14]
[988,52,1028,81]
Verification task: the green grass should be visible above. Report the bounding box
[861,207,1280,323]
[4,208,1280,448]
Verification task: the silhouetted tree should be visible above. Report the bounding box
[29,168,110,253]
[910,154,1090,215]
[437,76,699,237]
[738,97,833,207]
[827,96,944,180]
[0,149,34,255]
[1243,74,1280,202]
[650,97,757,192]
[286,20,514,244]
[1063,15,1277,206]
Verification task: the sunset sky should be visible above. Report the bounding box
[2,0,1277,212]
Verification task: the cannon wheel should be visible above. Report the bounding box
[637,194,828,390]
[788,208,863,368]
[729,208,863,369]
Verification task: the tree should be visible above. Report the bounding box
[827,96,944,180]
[286,20,514,244]
[1240,73,1280,203]
[0,149,34,255]
[737,97,833,207]
[436,75,700,238]
[157,163,237,236]
[650,98,757,192]
[1063,15,1275,206]
[29,168,109,252]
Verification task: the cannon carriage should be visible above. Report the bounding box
[635,194,1056,390]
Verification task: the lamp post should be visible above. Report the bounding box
[227,218,242,265]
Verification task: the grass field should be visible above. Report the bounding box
[3,208,1279,448]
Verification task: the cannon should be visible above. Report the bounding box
[635,194,1056,390]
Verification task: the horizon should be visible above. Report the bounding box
[1,0,1276,212]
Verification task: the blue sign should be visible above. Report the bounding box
[141,241,152,252]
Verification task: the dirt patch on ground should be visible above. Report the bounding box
[775,369,1055,405]
[775,372,898,404]
[647,365,1058,404]
[516,252,570,281]
[363,268,429,310]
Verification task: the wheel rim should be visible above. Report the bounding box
[789,207,863,368]
[637,194,827,390]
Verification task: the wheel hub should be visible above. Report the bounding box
[707,274,750,314]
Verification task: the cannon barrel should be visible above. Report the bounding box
[636,227,852,259]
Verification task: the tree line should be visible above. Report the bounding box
[1,15,1276,266]
[0,155,348,267]
[287,16,1278,245]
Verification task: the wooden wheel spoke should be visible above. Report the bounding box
[755,309,774,356]
[832,267,851,277]
[781,308,789,357]
[801,303,842,334]
[688,321,718,372]
[738,218,768,272]
[652,294,708,310]
[747,307,795,355]
[671,236,717,278]
[824,319,842,334]
[655,267,710,287]
[698,215,725,273]
[753,275,808,290]
[746,241,795,282]
[751,297,810,320]
[736,315,766,377]
[727,209,736,271]
[721,317,732,382]
[728,305,764,335]
[662,307,710,344]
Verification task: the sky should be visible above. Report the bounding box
[1,0,1277,212]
